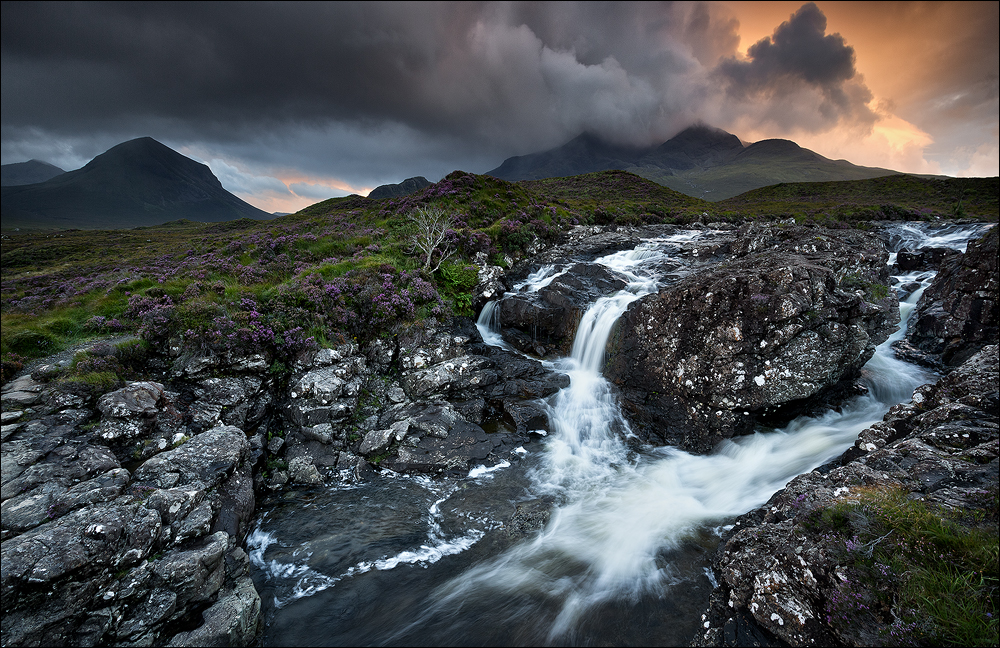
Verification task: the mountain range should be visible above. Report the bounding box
[1,138,270,230]
[487,124,898,201]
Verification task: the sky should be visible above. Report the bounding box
[2,1,997,214]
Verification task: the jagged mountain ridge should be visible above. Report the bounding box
[487,125,897,201]
[1,137,271,229]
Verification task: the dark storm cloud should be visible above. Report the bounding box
[714,2,875,131]
[3,1,995,196]
[1,1,744,161]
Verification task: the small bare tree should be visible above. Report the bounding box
[407,206,456,273]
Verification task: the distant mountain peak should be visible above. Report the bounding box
[487,123,896,200]
[368,176,432,200]
[1,138,270,229]
[1,159,66,187]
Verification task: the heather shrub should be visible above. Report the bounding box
[811,485,998,646]
[1,352,26,386]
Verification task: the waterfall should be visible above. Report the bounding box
[249,222,990,647]
[430,230,940,640]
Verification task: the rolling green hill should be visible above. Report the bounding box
[716,174,999,221]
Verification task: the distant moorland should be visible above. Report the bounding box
[2,168,996,384]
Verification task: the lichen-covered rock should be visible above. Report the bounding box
[696,345,999,647]
[95,381,165,440]
[1,407,259,647]
[132,425,249,490]
[897,225,997,368]
[607,225,898,452]
[472,261,507,311]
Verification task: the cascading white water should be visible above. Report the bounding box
[431,230,939,640]
[249,223,991,647]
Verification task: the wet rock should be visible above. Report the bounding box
[498,263,627,356]
[266,435,285,455]
[193,376,264,429]
[506,498,554,538]
[132,426,249,491]
[895,246,959,271]
[387,420,514,476]
[897,226,997,368]
[403,354,496,398]
[165,574,261,647]
[288,456,323,485]
[472,262,507,310]
[285,349,366,427]
[697,345,999,647]
[1,501,163,604]
[607,225,898,452]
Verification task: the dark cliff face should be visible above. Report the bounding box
[897,225,998,368]
[605,225,898,452]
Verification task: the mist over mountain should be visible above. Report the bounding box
[1,159,65,186]
[1,137,271,229]
[488,125,897,201]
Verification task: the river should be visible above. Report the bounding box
[247,222,990,646]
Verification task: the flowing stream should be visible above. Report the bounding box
[247,223,989,646]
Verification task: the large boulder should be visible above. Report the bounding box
[897,225,997,368]
[606,225,899,452]
[497,263,626,356]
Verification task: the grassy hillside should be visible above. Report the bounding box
[521,170,710,223]
[1,171,709,381]
[716,174,1000,222]
[631,140,896,202]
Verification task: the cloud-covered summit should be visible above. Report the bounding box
[2,2,996,213]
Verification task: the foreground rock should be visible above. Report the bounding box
[2,366,266,646]
[695,345,999,647]
[896,225,997,369]
[607,224,899,452]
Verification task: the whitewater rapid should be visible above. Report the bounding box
[248,222,988,646]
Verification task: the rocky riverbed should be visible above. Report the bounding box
[1,221,995,646]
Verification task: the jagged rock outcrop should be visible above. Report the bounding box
[695,345,998,647]
[2,363,268,646]
[606,224,899,452]
[279,318,569,478]
[896,226,997,368]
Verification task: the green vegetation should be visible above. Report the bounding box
[2,169,995,382]
[809,485,998,646]
[717,175,999,222]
